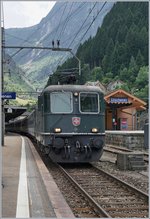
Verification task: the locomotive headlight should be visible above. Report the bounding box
[91,128,99,133]
[74,92,78,97]
[54,128,62,133]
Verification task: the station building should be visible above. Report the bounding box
[86,81,147,131]
[104,89,147,130]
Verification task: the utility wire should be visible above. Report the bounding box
[55,2,107,73]
[5,2,107,83]
[54,2,97,68]
[55,2,68,40]
[68,2,97,48]
[5,32,34,58]
[4,2,85,62]
[15,2,87,62]
[20,2,63,45]
[59,2,74,41]
[61,20,91,46]
[78,2,107,45]
[4,2,63,59]
[5,32,34,46]
[38,2,86,46]
[6,2,85,62]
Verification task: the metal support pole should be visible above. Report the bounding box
[70,51,81,76]
[112,107,116,130]
[1,27,4,146]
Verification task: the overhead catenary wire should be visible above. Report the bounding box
[3,2,63,58]
[22,2,106,73]
[54,2,98,69]
[6,2,86,62]
[61,20,91,47]
[37,2,86,46]
[19,2,64,45]
[5,32,33,59]
[67,2,98,48]
[59,2,74,41]
[4,2,108,86]
[78,2,107,45]
[55,2,107,75]
[55,2,68,41]
[12,2,87,63]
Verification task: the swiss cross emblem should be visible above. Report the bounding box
[72,117,81,126]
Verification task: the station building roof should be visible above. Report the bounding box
[104,89,147,110]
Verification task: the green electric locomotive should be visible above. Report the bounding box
[31,84,105,162]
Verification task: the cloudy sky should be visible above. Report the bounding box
[2,1,56,29]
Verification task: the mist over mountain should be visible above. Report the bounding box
[5,2,114,89]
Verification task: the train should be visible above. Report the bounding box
[6,84,105,163]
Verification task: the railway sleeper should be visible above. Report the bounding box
[104,206,148,211]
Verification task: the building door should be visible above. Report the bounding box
[106,109,112,130]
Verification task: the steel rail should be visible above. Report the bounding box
[58,164,111,218]
[92,165,149,200]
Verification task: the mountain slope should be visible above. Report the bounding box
[5,2,114,89]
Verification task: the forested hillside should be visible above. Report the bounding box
[47,2,148,102]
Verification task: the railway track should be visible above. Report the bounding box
[34,139,148,218]
[59,163,149,218]
[35,141,104,217]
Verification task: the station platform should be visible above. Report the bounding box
[2,133,75,218]
[105,130,147,150]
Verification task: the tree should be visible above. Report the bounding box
[119,67,128,81]
[120,84,130,92]
[139,26,148,65]
[135,66,148,89]
[111,42,126,75]
[128,56,138,83]
[125,23,140,60]
[80,64,91,84]
[91,67,104,81]
[133,66,148,102]
[136,50,144,69]
[134,85,148,102]
[102,38,114,72]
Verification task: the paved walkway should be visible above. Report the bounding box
[2,133,74,218]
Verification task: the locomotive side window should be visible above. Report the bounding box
[80,93,99,113]
[51,92,73,113]
[38,96,42,111]
[44,93,50,112]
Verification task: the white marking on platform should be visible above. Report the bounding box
[16,136,29,218]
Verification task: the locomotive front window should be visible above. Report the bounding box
[51,92,73,113]
[80,93,99,113]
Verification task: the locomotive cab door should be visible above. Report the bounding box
[37,95,44,132]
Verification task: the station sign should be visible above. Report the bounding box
[110,97,128,103]
[1,92,16,99]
